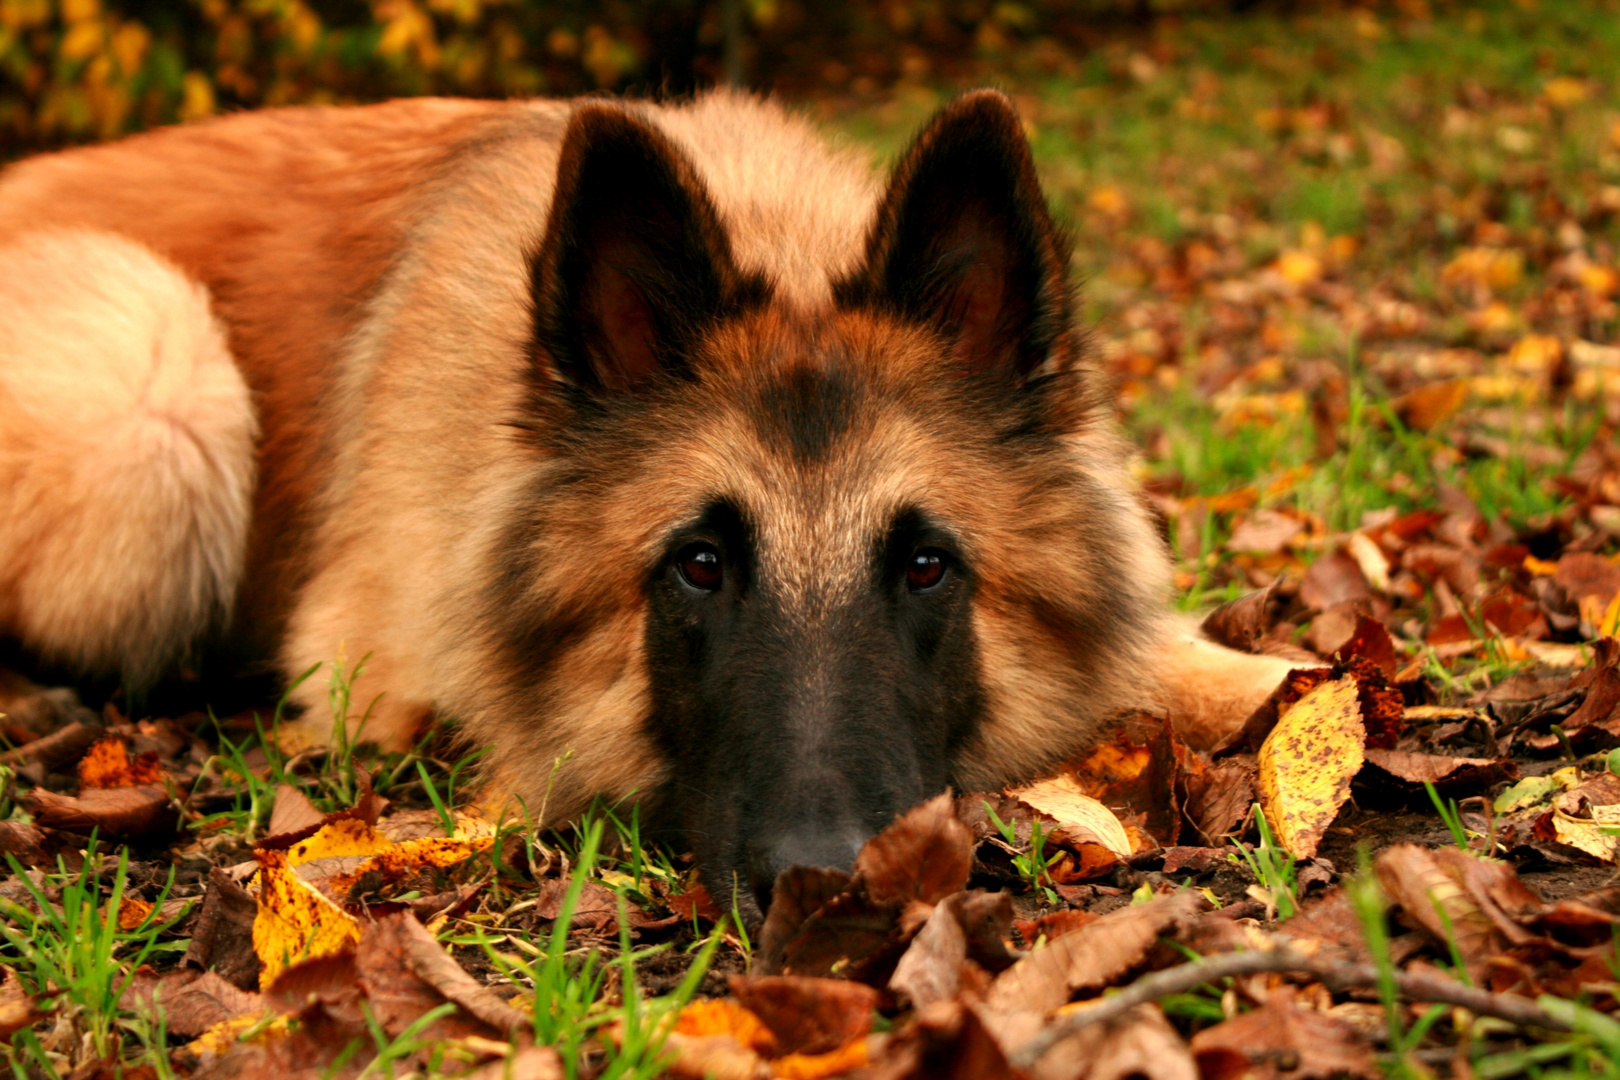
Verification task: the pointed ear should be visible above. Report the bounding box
[835,90,1073,380]
[533,105,766,393]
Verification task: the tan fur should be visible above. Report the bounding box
[0,230,255,683]
[0,91,1300,825]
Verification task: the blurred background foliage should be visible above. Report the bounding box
[0,0,1308,154]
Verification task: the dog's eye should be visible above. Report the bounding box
[677,543,724,591]
[906,550,947,592]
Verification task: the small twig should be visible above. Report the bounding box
[1009,945,1568,1069]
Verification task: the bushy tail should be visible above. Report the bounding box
[0,229,257,686]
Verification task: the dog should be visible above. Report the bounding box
[0,89,1298,914]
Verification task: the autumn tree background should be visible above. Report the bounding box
[0,0,1300,153]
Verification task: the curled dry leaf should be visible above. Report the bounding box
[1359,749,1518,795]
[1373,845,1498,980]
[1544,771,1620,862]
[887,899,969,1011]
[183,867,263,991]
[1066,713,1181,845]
[1177,756,1256,844]
[853,793,972,907]
[1201,582,1281,653]
[353,912,522,1040]
[986,890,1205,1015]
[457,1045,566,1080]
[1257,674,1365,860]
[1005,775,1132,859]
[760,867,854,974]
[730,975,877,1056]
[1190,987,1379,1080]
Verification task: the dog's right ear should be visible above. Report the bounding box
[533,105,764,394]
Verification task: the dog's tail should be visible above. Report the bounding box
[0,229,257,686]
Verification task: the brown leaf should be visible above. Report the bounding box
[854,793,972,907]
[268,785,326,838]
[1334,615,1398,679]
[0,966,44,1041]
[1359,749,1519,794]
[1190,987,1379,1080]
[986,891,1205,1014]
[887,900,968,1010]
[356,912,526,1039]
[122,970,264,1037]
[1048,1004,1197,1080]
[1178,756,1256,844]
[669,883,724,923]
[1227,512,1305,555]
[0,720,104,771]
[183,867,264,991]
[25,783,175,838]
[1013,909,1096,946]
[773,882,899,982]
[1201,582,1280,653]
[1391,378,1469,430]
[1564,665,1620,736]
[0,821,51,867]
[730,974,877,1055]
[1374,845,1511,979]
[946,890,1019,972]
[457,1046,565,1080]
[1067,712,1181,846]
[533,877,621,933]
[1300,550,1372,612]
[759,867,853,974]
[864,999,1021,1080]
[1555,553,1620,607]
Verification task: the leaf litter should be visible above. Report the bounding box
[4,3,1620,1076]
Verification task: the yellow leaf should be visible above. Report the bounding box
[1257,674,1365,860]
[1552,805,1620,863]
[252,850,361,987]
[1275,249,1321,286]
[186,1012,287,1061]
[109,20,147,75]
[1542,77,1590,108]
[1524,555,1560,576]
[1508,334,1563,374]
[179,71,214,122]
[59,19,103,60]
[285,816,391,867]
[1005,775,1133,858]
[1602,591,1620,639]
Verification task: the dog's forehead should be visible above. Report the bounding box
[696,358,969,607]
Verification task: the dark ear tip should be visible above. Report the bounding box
[925,89,1025,139]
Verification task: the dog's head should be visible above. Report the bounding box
[493,91,1167,918]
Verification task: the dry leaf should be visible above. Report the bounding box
[1257,674,1365,859]
[986,891,1204,1015]
[1191,987,1379,1080]
[77,737,165,789]
[853,793,972,907]
[25,783,175,838]
[730,975,876,1055]
[253,849,363,987]
[1006,776,1132,858]
[0,967,44,1041]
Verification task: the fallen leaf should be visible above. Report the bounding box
[267,784,325,838]
[77,737,165,789]
[457,1046,566,1080]
[1201,582,1280,653]
[253,849,363,987]
[1257,675,1365,859]
[759,867,854,975]
[853,793,972,907]
[0,720,104,771]
[1006,775,1132,858]
[353,912,523,1040]
[986,890,1204,1014]
[122,970,266,1037]
[1359,749,1518,795]
[1178,756,1257,844]
[1300,550,1372,612]
[183,867,264,991]
[1066,712,1182,845]
[25,784,175,838]
[1374,845,1498,978]
[887,899,968,1010]
[1191,987,1378,1080]
[0,966,44,1040]
[731,975,876,1055]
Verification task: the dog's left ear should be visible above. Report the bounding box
[836,90,1072,380]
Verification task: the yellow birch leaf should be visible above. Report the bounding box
[1551,805,1620,863]
[252,850,361,987]
[1005,775,1133,858]
[1257,674,1365,860]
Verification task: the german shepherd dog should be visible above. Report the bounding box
[0,90,1297,914]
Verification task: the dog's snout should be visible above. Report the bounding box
[748,826,867,916]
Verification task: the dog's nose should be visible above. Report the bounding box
[748,827,867,916]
